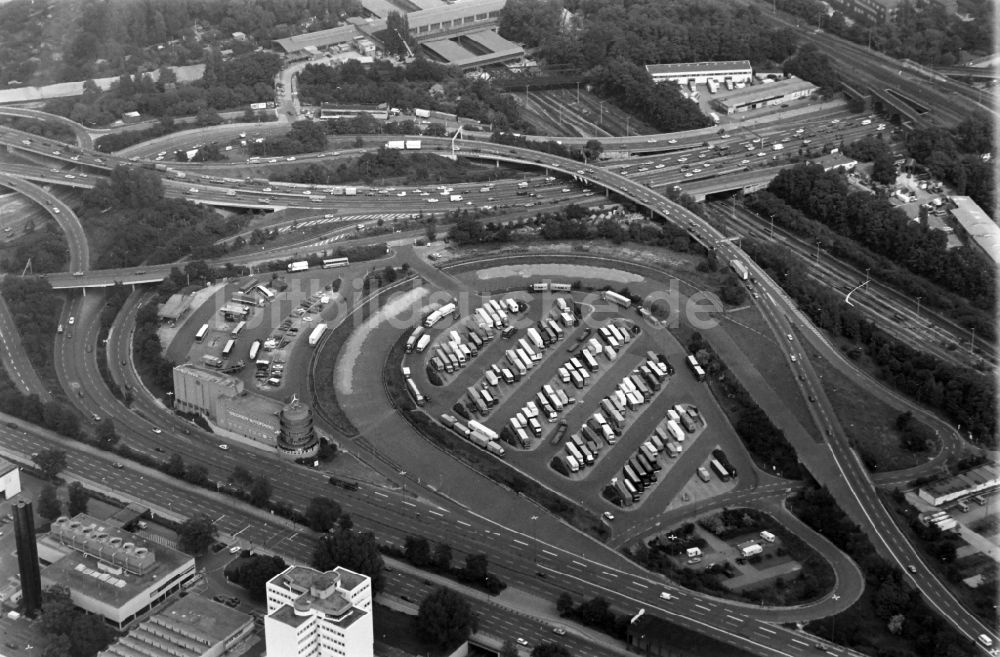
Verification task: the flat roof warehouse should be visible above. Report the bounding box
[274,0,506,53]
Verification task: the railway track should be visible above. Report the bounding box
[702,202,994,370]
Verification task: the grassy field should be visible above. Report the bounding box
[810,344,938,472]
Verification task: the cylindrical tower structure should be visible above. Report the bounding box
[277,396,319,459]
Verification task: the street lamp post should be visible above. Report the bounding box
[814,240,821,263]
[530,515,539,566]
[915,296,922,319]
[864,268,871,289]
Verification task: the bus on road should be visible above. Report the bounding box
[231,321,246,338]
[248,340,261,361]
[323,257,349,268]
[222,339,236,358]
[195,324,209,342]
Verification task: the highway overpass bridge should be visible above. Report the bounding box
[671,167,785,202]
[933,65,999,81]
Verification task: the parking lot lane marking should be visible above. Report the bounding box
[694,604,710,612]
[374,491,388,498]
[571,560,586,568]
[456,520,471,527]
[631,581,649,588]
[600,571,617,578]
[791,638,809,647]
[759,627,776,635]
[542,549,558,557]
[725,615,743,623]
[429,510,443,517]
[402,500,416,507]
[512,539,529,547]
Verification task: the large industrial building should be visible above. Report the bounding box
[38,514,197,629]
[710,77,818,114]
[97,594,255,657]
[421,29,524,70]
[645,60,753,86]
[918,464,1000,506]
[275,0,505,56]
[947,195,1000,266]
[172,364,319,458]
[264,565,373,657]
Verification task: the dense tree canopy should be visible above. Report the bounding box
[312,528,386,593]
[746,237,996,445]
[1,0,361,85]
[225,554,288,599]
[585,60,711,132]
[783,43,839,89]
[416,587,478,649]
[305,497,342,533]
[498,0,565,49]
[39,587,115,657]
[177,515,218,555]
[904,117,995,213]
[82,165,236,268]
[297,59,528,131]
[525,0,798,70]
[0,278,62,370]
[765,164,994,310]
[45,51,282,127]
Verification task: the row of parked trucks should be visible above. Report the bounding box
[439,414,506,457]
[554,350,674,475]
[612,403,704,505]
[507,383,573,448]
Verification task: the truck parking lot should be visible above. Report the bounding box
[404,285,745,517]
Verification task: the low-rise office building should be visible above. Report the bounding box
[97,594,254,657]
[0,457,21,499]
[38,515,196,630]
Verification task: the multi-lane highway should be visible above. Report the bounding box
[0,102,994,653]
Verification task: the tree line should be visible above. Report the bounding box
[297,58,529,132]
[81,165,239,268]
[904,115,994,214]
[745,237,996,446]
[763,164,995,311]
[271,147,500,187]
[45,51,281,128]
[790,486,977,657]
[687,331,804,479]
[744,191,994,342]
[774,0,992,68]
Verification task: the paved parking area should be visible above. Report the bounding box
[409,287,750,522]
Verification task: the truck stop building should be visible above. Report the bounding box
[96,594,255,657]
[948,195,1000,266]
[38,514,197,630]
[645,60,753,86]
[710,77,817,114]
